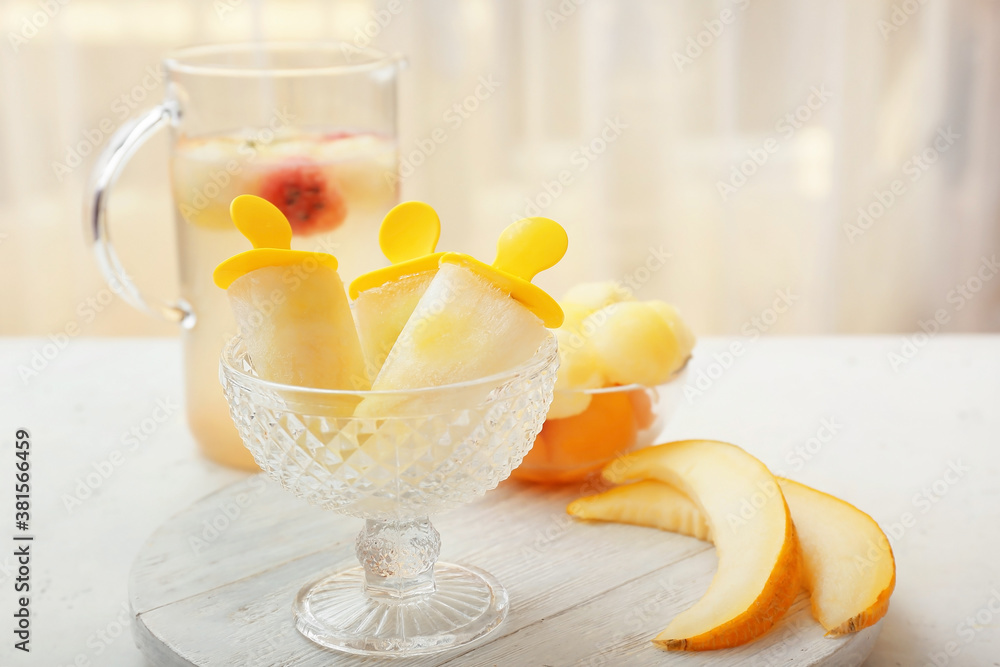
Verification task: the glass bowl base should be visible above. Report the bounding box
[293,563,509,656]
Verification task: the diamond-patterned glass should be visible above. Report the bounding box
[220,336,558,520]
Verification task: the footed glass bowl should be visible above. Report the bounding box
[219,334,557,657]
[511,366,689,484]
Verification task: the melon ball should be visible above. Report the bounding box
[585,301,683,386]
[548,328,604,419]
[647,301,696,364]
[558,301,594,337]
[547,391,593,420]
[553,328,605,390]
[561,281,634,315]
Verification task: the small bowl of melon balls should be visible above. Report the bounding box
[512,281,695,484]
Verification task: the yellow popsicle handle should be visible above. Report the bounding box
[492,217,569,283]
[213,194,339,290]
[378,201,441,264]
[230,194,292,250]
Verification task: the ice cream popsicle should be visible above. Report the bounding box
[349,202,444,380]
[363,216,568,404]
[214,194,369,391]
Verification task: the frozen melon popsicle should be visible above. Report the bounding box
[355,215,568,417]
[349,202,444,380]
[214,194,369,391]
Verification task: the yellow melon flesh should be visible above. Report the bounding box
[571,474,895,639]
[568,479,711,541]
[778,478,895,635]
[601,440,800,651]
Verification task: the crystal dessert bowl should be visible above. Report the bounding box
[219,333,558,657]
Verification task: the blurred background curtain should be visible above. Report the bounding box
[1,0,998,336]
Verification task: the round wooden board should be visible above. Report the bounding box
[129,475,882,666]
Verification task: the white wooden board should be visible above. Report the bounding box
[129,476,882,666]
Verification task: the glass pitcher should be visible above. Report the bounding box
[87,42,402,469]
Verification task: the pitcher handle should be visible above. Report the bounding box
[85,102,195,327]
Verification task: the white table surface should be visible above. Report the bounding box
[0,335,997,666]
